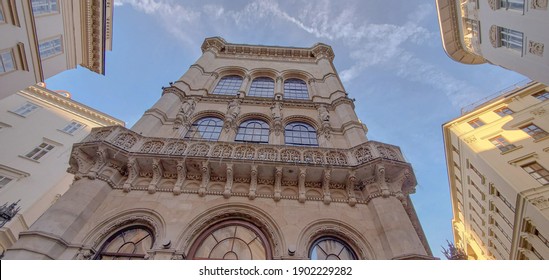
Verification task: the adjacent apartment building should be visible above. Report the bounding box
[0,0,113,99]
[5,37,433,260]
[436,0,549,85]
[443,81,549,259]
[0,83,123,256]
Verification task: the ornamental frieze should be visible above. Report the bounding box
[531,0,548,9]
[528,41,544,57]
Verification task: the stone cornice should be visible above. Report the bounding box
[21,85,124,126]
[81,0,110,74]
[201,37,335,63]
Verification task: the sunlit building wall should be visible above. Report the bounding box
[0,0,113,99]
[0,83,123,255]
[443,81,549,259]
[436,0,549,85]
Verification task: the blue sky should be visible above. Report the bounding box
[46,0,527,258]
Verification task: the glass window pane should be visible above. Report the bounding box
[249,77,274,98]
[285,122,317,146]
[284,79,309,100]
[212,75,243,95]
[185,117,223,141]
[235,120,269,144]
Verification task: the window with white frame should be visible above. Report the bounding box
[31,0,58,15]
[489,135,516,152]
[12,102,40,117]
[499,0,524,12]
[60,121,85,135]
[499,27,523,53]
[521,124,549,140]
[24,142,54,161]
[39,37,63,59]
[0,175,13,189]
[0,49,15,74]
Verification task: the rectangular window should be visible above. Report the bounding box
[31,0,58,15]
[0,175,13,189]
[0,49,15,74]
[24,142,54,161]
[61,121,85,135]
[0,4,5,22]
[500,27,523,53]
[12,102,39,117]
[522,162,549,185]
[521,124,549,140]
[468,118,485,128]
[499,0,524,11]
[494,107,513,117]
[533,91,549,101]
[489,135,516,152]
[39,36,63,59]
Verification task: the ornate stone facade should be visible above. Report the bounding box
[4,38,433,260]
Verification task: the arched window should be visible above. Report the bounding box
[235,119,269,143]
[188,220,272,260]
[284,78,309,100]
[213,75,243,95]
[96,226,154,260]
[309,237,357,260]
[185,117,223,141]
[285,122,318,146]
[248,77,274,98]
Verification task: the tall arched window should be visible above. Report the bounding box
[309,237,357,260]
[285,122,318,146]
[188,220,272,260]
[185,117,223,141]
[96,226,154,260]
[212,75,243,95]
[284,78,309,100]
[235,119,269,143]
[248,77,274,98]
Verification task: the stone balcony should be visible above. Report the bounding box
[69,126,417,206]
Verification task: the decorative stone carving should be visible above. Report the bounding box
[163,142,186,155]
[318,104,332,139]
[173,160,186,194]
[377,146,400,161]
[212,145,233,158]
[271,102,283,135]
[198,161,210,197]
[148,159,163,194]
[235,146,255,159]
[528,41,544,57]
[530,196,549,210]
[140,141,164,153]
[298,167,307,203]
[354,147,373,164]
[75,248,94,260]
[274,166,282,201]
[122,157,139,192]
[376,164,390,198]
[531,0,548,9]
[88,146,108,179]
[531,107,547,116]
[85,129,112,142]
[489,25,498,48]
[464,136,477,143]
[326,151,348,165]
[224,99,241,131]
[112,133,137,150]
[175,97,197,129]
[187,143,209,156]
[346,171,357,206]
[258,148,277,161]
[224,163,233,198]
[487,0,497,10]
[281,149,300,162]
[249,165,258,200]
[304,151,324,164]
[323,169,332,205]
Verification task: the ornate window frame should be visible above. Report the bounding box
[212,75,243,95]
[185,116,223,141]
[284,122,318,146]
[94,225,154,260]
[235,119,270,143]
[309,236,358,260]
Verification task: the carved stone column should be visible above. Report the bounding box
[173,160,186,195]
[298,167,306,203]
[274,166,282,201]
[238,74,251,97]
[275,76,283,99]
[376,164,390,198]
[198,161,210,197]
[249,164,258,200]
[224,163,234,198]
[322,169,332,205]
[122,157,139,192]
[346,170,357,207]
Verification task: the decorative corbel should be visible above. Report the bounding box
[375,164,390,198]
[148,159,163,194]
[322,169,332,205]
[274,166,282,201]
[198,161,210,197]
[88,146,108,180]
[69,149,90,180]
[249,164,258,200]
[173,160,186,195]
[346,170,357,206]
[123,157,139,192]
[224,163,233,199]
[298,167,307,203]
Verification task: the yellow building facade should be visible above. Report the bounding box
[0,0,113,99]
[443,81,549,259]
[4,37,433,260]
[0,83,123,256]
